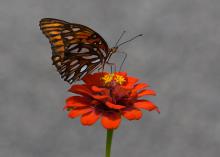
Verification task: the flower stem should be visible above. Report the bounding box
[105,129,114,157]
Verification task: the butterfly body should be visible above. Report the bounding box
[39,18,118,83]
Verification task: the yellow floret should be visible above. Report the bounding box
[101,73,126,85]
[114,74,126,85]
[101,73,114,84]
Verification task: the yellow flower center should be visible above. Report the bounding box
[102,73,114,84]
[114,74,126,85]
[101,73,126,85]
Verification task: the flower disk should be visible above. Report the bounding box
[64,72,159,129]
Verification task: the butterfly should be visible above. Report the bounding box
[39,18,142,84]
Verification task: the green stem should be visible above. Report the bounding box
[105,129,114,157]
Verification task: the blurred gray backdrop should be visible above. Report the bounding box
[1,0,220,157]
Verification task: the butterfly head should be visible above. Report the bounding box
[109,47,118,54]
[109,32,143,55]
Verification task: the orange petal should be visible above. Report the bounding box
[133,100,159,113]
[82,72,108,86]
[101,112,121,129]
[90,86,110,101]
[115,72,127,77]
[111,85,130,99]
[133,83,149,91]
[129,90,138,98]
[123,76,139,88]
[80,110,101,126]
[105,101,126,109]
[137,89,156,97]
[92,95,109,101]
[68,107,92,118]
[121,107,142,120]
[91,86,106,92]
[65,96,89,108]
[91,86,110,97]
[68,85,93,97]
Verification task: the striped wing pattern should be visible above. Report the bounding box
[39,18,109,83]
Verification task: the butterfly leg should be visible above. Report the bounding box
[98,67,101,72]
[97,64,104,72]
[117,51,127,72]
[106,62,117,73]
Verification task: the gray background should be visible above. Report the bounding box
[1,0,220,157]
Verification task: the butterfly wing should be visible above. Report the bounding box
[39,18,109,83]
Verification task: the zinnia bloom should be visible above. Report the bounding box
[64,72,159,129]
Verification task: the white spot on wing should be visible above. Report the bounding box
[72,28,80,31]
[68,72,75,80]
[79,48,89,53]
[65,36,74,40]
[62,30,70,33]
[69,44,77,50]
[91,59,101,63]
[82,55,97,59]
[70,60,78,66]
[100,49,106,57]
[70,63,80,70]
[80,65,88,72]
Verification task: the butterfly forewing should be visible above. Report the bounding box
[39,18,110,83]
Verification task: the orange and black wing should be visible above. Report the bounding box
[39,18,109,83]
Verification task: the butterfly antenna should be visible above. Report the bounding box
[115,30,126,47]
[117,34,143,47]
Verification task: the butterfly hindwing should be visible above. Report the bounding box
[59,52,102,83]
[39,18,110,83]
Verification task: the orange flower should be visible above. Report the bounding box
[64,72,159,129]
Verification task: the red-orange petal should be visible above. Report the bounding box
[91,86,106,92]
[65,96,89,108]
[80,110,101,126]
[68,107,93,118]
[133,83,149,91]
[115,72,127,77]
[112,85,130,98]
[123,76,139,88]
[121,107,142,120]
[137,89,156,97]
[101,112,121,129]
[82,72,108,86]
[92,95,110,101]
[105,101,126,109]
[68,85,93,97]
[133,100,159,112]
[90,86,110,101]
